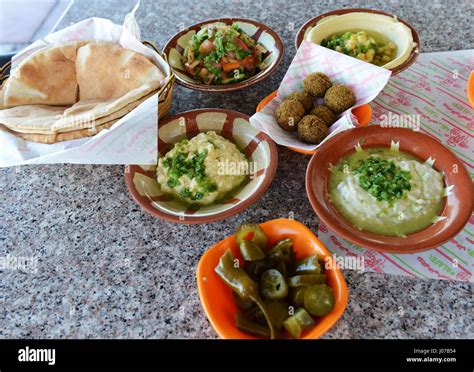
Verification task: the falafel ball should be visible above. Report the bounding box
[285,91,314,112]
[275,100,305,131]
[303,72,332,97]
[297,115,328,144]
[310,105,336,127]
[324,84,356,114]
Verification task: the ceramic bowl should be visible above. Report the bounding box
[125,108,278,224]
[196,218,349,339]
[163,18,284,92]
[295,8,420,75]
[306,126,473,253]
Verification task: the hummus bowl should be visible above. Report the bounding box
[125,108,278,224]
[295,8,419,75]
[306,126,473,253]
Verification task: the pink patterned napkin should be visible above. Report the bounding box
[318,49,474,282]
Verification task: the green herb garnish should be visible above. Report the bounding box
[355,156,411,202]
[163,139,218,200]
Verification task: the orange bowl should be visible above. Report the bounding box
[196,218,348,339]
[256,90,372,155]
[468,71,474,108]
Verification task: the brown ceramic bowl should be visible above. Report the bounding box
[163,18,284,92]
[295,8,420,75]
[125,108,278,224]
[306,126,473,254]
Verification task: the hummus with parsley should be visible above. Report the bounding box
[156,131,248,205]
[329,148,445,236]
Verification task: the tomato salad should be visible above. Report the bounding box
[182,22,269,85]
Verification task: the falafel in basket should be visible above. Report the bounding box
[250,41,391,152]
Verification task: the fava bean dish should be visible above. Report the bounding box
[322,30,397,66]
[183,22,268,85]
[215,223,335,339]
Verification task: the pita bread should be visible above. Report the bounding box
[0,118,119,144]
[0,90,157,134]
[76,42,164,100]
[0,40,164,143]
[2,41,87,107]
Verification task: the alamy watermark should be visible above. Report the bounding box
[217,160,258,179]
[324,254,365,272]
[380,112,420,131]
[0,255,38,273]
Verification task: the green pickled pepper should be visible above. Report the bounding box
[214,249,279,338]
[304,284,335,317]
[289,287,307,307]
[267,239,293,264]
[260,269,289,300]
[235,223,268,248]
[239,240,265,261]
[295,255,322,274]
[288,274,326,287]
[235,313,271,338]
[283,308,315,339]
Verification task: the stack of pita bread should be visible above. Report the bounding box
[0,40,165,143]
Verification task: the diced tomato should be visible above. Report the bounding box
[199,39,215,54]
[222,61,241,72]
[242,55,256,72]
[235,37,250,51]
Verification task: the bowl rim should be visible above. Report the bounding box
[124,108,279,224]
[196,218,349,339]
[305,125,473,253]
[162,17,285,92]
[294,8,420,75]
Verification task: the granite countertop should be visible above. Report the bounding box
[1,0,472,339]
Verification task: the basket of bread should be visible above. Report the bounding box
[0,5,173,166]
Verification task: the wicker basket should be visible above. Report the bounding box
[142,40,174,119]
[0,40,174,119]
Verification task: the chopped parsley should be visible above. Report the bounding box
[162,139,218,201]
[355,157,411,203]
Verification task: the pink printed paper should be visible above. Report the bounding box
[250,41,392,151]
[318,49,474,282]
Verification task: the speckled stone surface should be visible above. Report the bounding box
[1,0,472,339]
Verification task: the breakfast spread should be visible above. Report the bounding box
[2,5,473,344]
